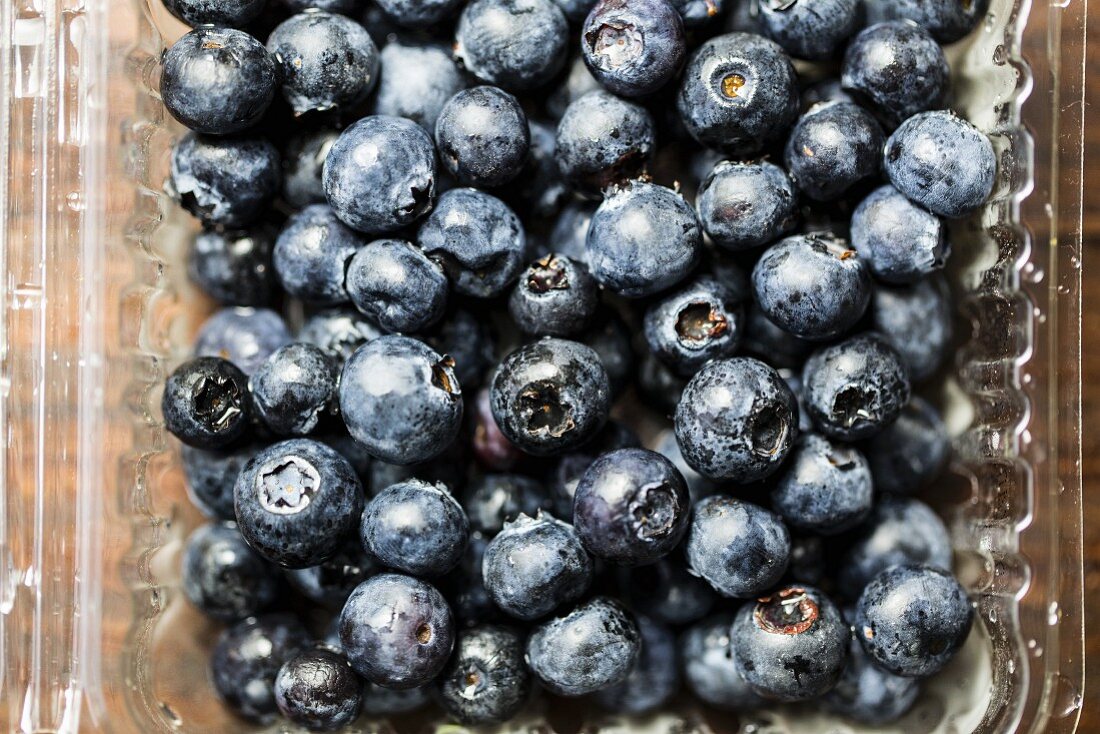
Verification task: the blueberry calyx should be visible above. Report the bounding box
[675,302,729,344]
[585,21,643,70]
[628,483,680,540]
[431,356,462,398]
[193,373,245,430]
[748,401,790,458]
[526,255,570,293]
[258,456,320,515]
[754,587,819,635]
[519,382,575,438]
[832,385,878,427]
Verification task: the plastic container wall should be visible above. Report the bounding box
[0,0,1087,731]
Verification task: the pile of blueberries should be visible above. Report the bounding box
[158,0,995,729]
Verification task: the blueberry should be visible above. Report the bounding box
[511,118,570,218]
[489,338,610,456]
[801,77,856,109]
[547,200,596,266]
[855,564,972,677]
[784,102,884,201]
[785,533,827,585]
[194,307,292,376]
[463,474,550,535]
[862,0,989,43]
[163,357,252,449]
[674,357,799,482]
[548,421,641,518]
[867,396,950,494]
[525,597,640,696]
[339,335,463,464]
[644,275,744,377]
[445,531,501,625]
[372,40,467,131]
[837,496,952,599]
[581,0,684,99]
[681,613,765,711]
[851,184,949,282]
[182,521,280,621]
[249,343,338,435]
[339,573,455,688]
[234,438,364,568]
[168,133,280,228]
[482,512,592,619]
[188,226,276,307]
[366,442,468,497]
[551,0,597,22]
[595,615,679,714]
[267,12,379,115]
[375,0,463,26]
[586,181,701,298]
[731,585,850,700]
[757,0,860,60]
[284,0,357,12]
[508,254,599,337]
[422,308,496,388]
[771,433,872,534]
[417,188,527,298]
[573,448,690,566]
[163,0,266,27]
[823,626,921,724]
[873,276,953,382]
[742,302,815,369]
[345,239,449,333]
[579,310,634,396]
[361,479,470,576]
[554,91,656,195]
[361,682,430,715]
[274,648,363,732]
[283,128,337,209]
[182,443,262,519]
[685,495,790,597]
[298,307,382,364]
[547,55,602,120]
[677,33,799,155]
[884,110,997,218]
[841,21,949,127]
[211,614,312,723]
[323,115,437,234]
[317,427,374,482]
[653,429,715,504]
[751,232,871,341]
[285,539,378,609]
[454,0,569,91]
[436,86,530,188]
[801,333,911,440]
[621,557,715,625]
[274,207,362,306]
[696,159,798,251]
[668,0,724,27]
[161,28,276,135]
[435,625,531,724]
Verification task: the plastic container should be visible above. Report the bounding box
[0,0,1087,731]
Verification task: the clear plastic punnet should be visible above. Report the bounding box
[0,0,1087,731]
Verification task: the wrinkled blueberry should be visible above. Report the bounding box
[771,433,872,534]
[274,648,363,731]
[851,184,949,283]
[168,133,280,228]
[554,90,655,195]
[163,356,252,449]
[784,102,884,201]
[250,343,337,435]
[436,86,530,187]
[685,495,790,597]
[696,159,799,251]
[211,614,312,723]
[372,40,467,131]
[581,0,685,98]
[345,239,449,333]
[508,254,599,337]
[455,0,569,91]
[183,521,280,621]
[644,274,744,377]
[188,226,276,307]
[361,479,470,576]
[435,625,531,724]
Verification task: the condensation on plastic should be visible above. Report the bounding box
[0,0,1086,731]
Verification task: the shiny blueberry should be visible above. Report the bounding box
[731,585,850,701]
[211,614,312,723]
[161,28,276,135]
[323,115,437,234]
[361,479,469,576]
[455,0,569,91]
[182,442,262,519]
[375,0,463,26]
[873,276,953,382]
[249,343,338,435]
[417,188,527,298]
[188,226,275,307]
[163,0,266,27]
[757,0,860,60]
[436,86,530,188]
[644,274,744,377]
[168,133,280,228]
[194,307,292,376]
[274,648,362,732]
[182,521,280,621]
[685,495,790,597]
[677,32,799,155]
[163,356,252,449]
[586,181,701,298]
[867,396,950,494]
[752,232,871,341]
[525,597,640,696]
[285,539,378,609]
[841,21,949,127]
[581,0,685,98]
[463,474,550,535]
[823,624,921,724]
[508,254,599,337]
[863,0,989,43]
[855,564,973,678]
[490,338,611,456]
[298,308,382,364]
[595,614,679,714]
[681,612,765,711]
[234,438,364,568]
[801,333,911,440]
[851,184,949,283]
[554,90,655,195]
[482,512,592,619]
[548,421,641,519]
[274,204,364,305]
[772,433,873,534]
[345,239,449,333]
[435,625,531,724]
[674,357,799,482]
[339,573,455,688]
[573,448,690,566]
[339,335,463,464]
[884,110,997,218]
[696,159,798,251]
[283,128,338,209]
[784,102,884,201]
[372,40,466,131]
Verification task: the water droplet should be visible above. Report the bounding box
[1047,601,1060,626]
[988,608,998,623]
[1050,673,1082,717]
[66,191,84,211]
